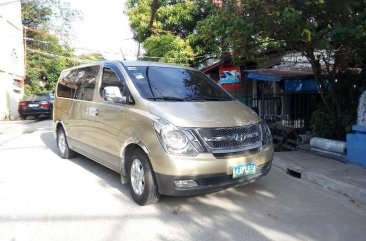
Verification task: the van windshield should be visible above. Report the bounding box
[125,66,233,102]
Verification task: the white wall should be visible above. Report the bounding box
[0,0,25,120]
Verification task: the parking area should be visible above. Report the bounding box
[0,120,365,241]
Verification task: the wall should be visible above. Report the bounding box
[0,0,25,120]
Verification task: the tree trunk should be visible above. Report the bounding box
[148,0,160,33]
[305,48,343,139]
[305,49,331,113]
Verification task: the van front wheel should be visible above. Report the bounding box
[127,149,160,205]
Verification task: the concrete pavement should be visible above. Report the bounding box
[0,119,50,146]
[274,151,366,206]
[1,119,366,207]
[0,120,366,241]
[0,119,46,135]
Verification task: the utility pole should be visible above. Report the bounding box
[23,26,27,70]
[120,48,126,60]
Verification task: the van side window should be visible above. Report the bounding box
[56,65,99,101]
[100,67,124,103]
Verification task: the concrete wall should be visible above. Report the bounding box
[0,0,25,120]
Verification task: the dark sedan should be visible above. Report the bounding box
[18,93,54,120]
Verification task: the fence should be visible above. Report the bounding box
[250,93,319,130]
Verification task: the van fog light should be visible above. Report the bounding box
[174,180,198,188]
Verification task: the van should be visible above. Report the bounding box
[53,61,273,205]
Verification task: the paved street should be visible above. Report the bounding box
[0,120,365,241]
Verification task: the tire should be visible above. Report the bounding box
[127,149,160,206]
[19,114,26,120]
[57,128,75,159]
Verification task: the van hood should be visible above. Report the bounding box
[148,101,261,128]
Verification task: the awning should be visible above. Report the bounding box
[245,68,315,82]
[246,72,281,82]
[284,79,319,92]
[245,69,319,93]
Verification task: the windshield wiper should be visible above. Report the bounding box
[147,96,232,102]
[200,96,232,101]
[147,96,185,101]
[184,96,205,101]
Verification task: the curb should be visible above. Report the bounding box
[273,157,366,206]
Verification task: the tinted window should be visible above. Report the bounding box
[125,66,233,101]
[57,65,99,101]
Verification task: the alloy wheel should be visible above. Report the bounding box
[58,131,66,155]
[130,158,145,196]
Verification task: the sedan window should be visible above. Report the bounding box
[25,94,51,101]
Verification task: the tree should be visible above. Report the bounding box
[127,0,366,139]
[197,0,366,139]
[77,53,105,62]
[25,34,79,94]
[126,0,216,65]
[22,0,81,41]
[22,0,102,94]
[142,34,193,64]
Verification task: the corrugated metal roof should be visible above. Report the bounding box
[200,61,223,73]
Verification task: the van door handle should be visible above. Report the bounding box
[94,108,100,117]
[86,107,99,117]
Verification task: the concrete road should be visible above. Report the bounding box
[0,120,365,241]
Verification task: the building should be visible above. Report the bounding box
[0,0,25,120]
[201,53,322,150]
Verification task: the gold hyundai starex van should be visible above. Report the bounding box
[53,60,273,205]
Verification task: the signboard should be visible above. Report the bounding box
[219,66,241,89]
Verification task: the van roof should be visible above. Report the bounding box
[61,60,194,73]
[69,60,192,69]
[119,60,192,69]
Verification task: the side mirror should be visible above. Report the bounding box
[103,86,126,103]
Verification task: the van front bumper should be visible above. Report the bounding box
[155,161,272,196]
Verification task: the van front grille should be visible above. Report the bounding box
[195,124,262,151]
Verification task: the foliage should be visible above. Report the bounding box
[127,0,366,139]
[142,34,193,64]
[22,0,81,40]
[21,0,102,94]
[310,71,365,139]
[126,0,215,65]
[24,34,78,94]
[77,53,105,62]
[21,0,52,30]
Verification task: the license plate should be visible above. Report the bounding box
[232,163,256,179]
[28,104,39,107]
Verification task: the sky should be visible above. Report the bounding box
[67,0,139,60]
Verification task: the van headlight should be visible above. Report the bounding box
[153,119,198,156]
[260,122,272,145]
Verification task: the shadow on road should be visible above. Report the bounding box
[23,132,356,241]
[40,131,131,199]
[24,115,51,121]
[40,130,58,154]
[38,131,276,240]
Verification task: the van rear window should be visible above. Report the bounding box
[57,65,99,101]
